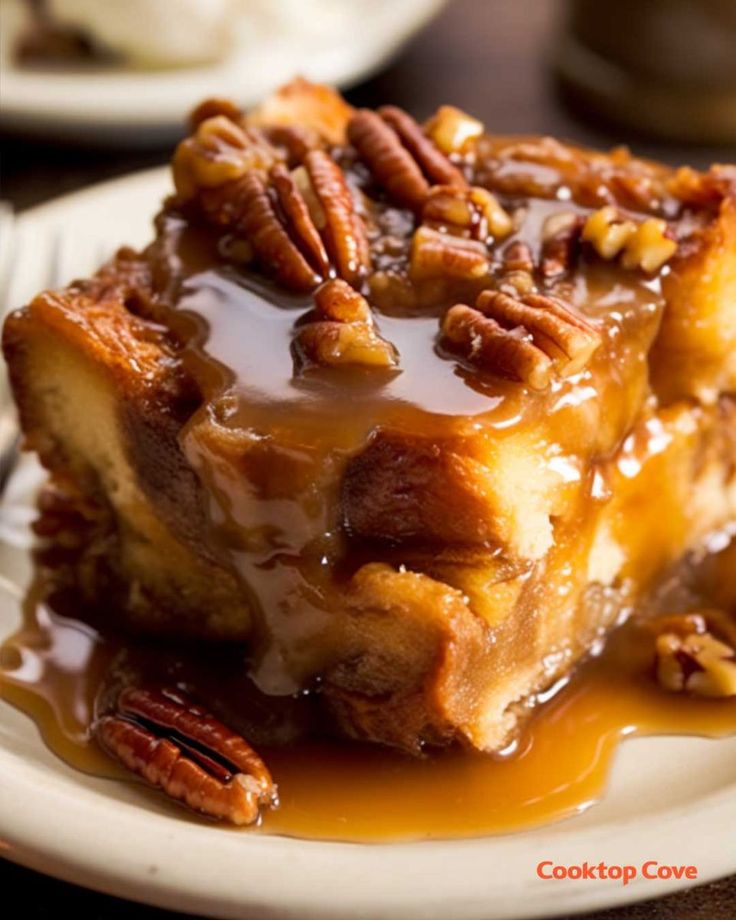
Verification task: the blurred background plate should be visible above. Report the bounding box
[0,0,445,144]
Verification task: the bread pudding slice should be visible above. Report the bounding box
[4,81,736,754]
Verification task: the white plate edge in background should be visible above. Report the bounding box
[0,0,446,144]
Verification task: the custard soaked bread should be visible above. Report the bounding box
[4,82,736,753]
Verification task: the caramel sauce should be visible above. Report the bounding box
[3,118,735,841]
[147,196,666,695]
[1,571,735,842]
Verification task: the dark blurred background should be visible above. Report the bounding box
[2,0,734,211]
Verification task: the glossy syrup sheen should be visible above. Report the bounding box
[2,145,734,840]
[146,200,668,695]
[2,579,735,842]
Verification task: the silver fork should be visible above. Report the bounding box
[0,207,103,494]
[0,203,23,494]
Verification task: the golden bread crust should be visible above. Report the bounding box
[3,80,735,753]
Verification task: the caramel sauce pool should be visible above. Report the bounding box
[2,156,735,840]
[2,578,735,841]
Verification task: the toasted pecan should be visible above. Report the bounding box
[348,106,466,211]
[410,226,489,281]
[441,289,601,388]
[94,687,277,825]
[230,172,323,291]
[293,279,398,371]
[348,109,430,210]
[305,150,371,286]
[540,212,583,278]
[378,105,467,189]
[270,163,331,277]
[422,185,512,242]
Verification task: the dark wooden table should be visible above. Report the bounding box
[1,1,734,917]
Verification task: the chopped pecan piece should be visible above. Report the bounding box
[540,212,583,278]
[263,123,323,166]
[313,276,371,323]
[441,289,601,389]
[188,97,244,130]
[175,118,370,290]
[348,106,466,211]
[582,206,677,272]
[653,613,736,698]
[269,163,331,277]
[496,270,535,296]
[422,185,512,242]
[293,279,398,371]
[667,164,736,210]
[94,687,277,826]
[491,240,535,294]
[424,105,484,155]
[173,115,277,201]
[500,240,534,274]
[410,226,489,281]
[620,217,678,272]
[497,239,536,293]
[248,77,354,146]
[582,205,637,259]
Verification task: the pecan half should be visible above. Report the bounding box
[175,116,370,291]
[173,115,277,202]
[410,225,489,281]
[94,687,277,826]
[441,303,553,389]
[441,289,601,389]
[348,106,466,211]
[348,110,429,210]
[653,613,736,698]
[304,149,371,286]
[378,106,467,188]
[226,171,323,291]
[293,278,398,371]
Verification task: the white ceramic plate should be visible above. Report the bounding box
[0,0,444,144]
[0,170,735,919]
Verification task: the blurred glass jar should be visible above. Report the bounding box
[556,0,736,144]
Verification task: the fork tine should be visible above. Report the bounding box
[0,216,112,495]
[0,204,17,316]
[47,229,66,291]
[0,205,21,495]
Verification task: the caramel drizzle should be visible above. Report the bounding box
[171,97,682,382]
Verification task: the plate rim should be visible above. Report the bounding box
[1,167,735,920]
[0,0,446,140]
